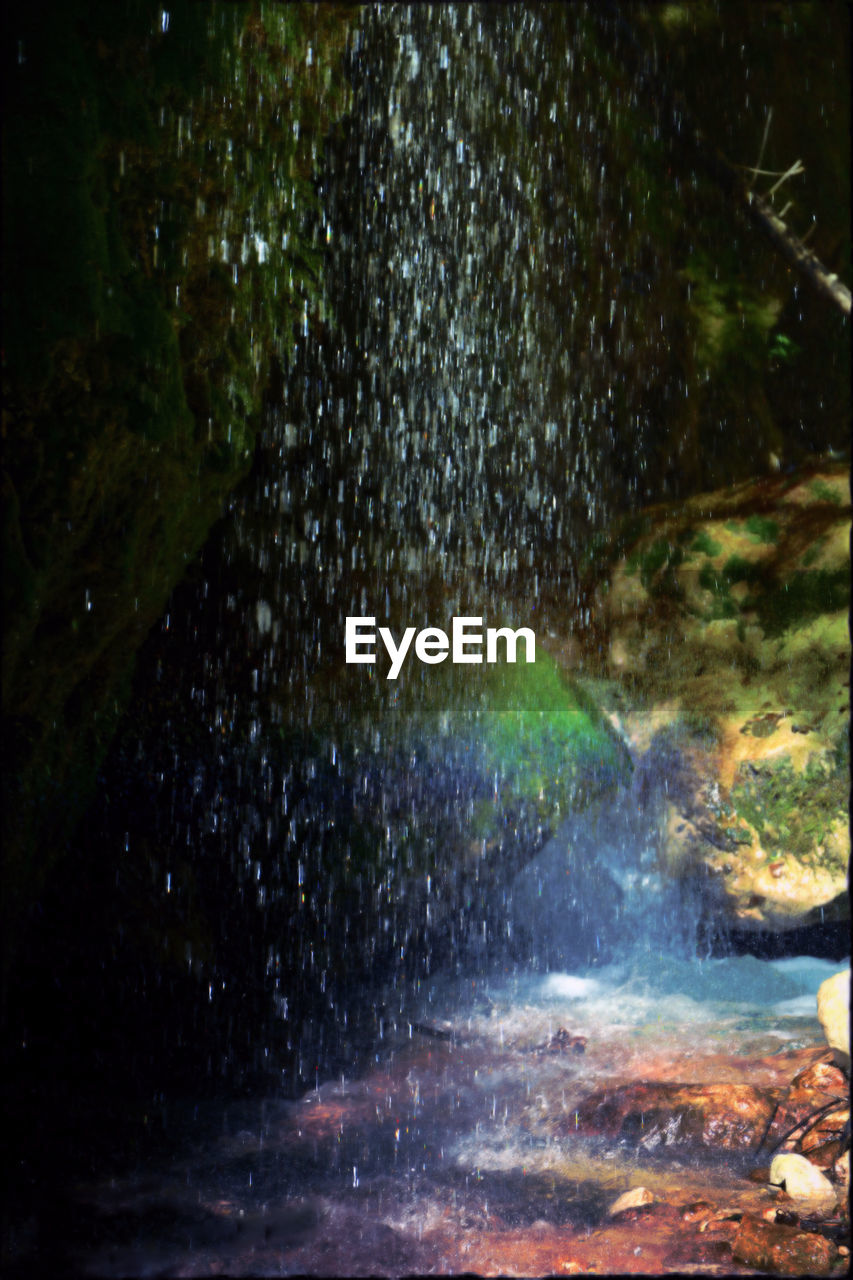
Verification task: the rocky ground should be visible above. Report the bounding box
[56,968,849,1278]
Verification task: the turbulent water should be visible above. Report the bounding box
[67,954,843,1277]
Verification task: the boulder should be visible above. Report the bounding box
[816,969,850,1071]
[733,1212,840,1275]
[769,1153,837,1209]
[584,463,850,934]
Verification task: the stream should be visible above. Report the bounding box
[67,953,842,1276]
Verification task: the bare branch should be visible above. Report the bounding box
[765,158,805,198]
[750,107,773,187]
[745,189,851,316]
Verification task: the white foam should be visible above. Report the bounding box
[772,994,827,1017]
[540,973,603,1000]
[768,955,849,995]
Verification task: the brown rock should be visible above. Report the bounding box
[762,1086,842,1153]
[679,1200,716,1224]
[806,1138,845,1168]
[791,1059,848,1096]
[798,1107,850,1154]
[733,1212,840,1275]
[572,1082,782,1150]
[663,1239,733,1268]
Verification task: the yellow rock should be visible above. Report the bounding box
[769,1153,836,1208]
[817,969,850,1071]
[607,1186,656,1217]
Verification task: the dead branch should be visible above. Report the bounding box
[743,188,851,316]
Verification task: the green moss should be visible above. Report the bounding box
[808,479,845,505]
[388,650,631,820]
[800,537,828,568]
[625,536,686,595]
[756,568,850,637]
[474,657,631,811]
[744,515,780,544]
[723,555,765,583]
[731,746,849,868]
[682,250,783,372]
[695,555,762,620]
[690,529,722,557]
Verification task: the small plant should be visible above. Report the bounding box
[768,331,802,363]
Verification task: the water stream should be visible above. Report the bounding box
[68,954,841,1277]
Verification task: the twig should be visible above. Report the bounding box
[750,107,773,187]
[765,158,805,199]
[759,1096,845,1160]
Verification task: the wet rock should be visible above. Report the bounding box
[662,1238,734,1268]
[805,1139,848,1169]
[590,464,850,934]
[769,1153,837,1208]
[792,1057,848,1096]
[798,1108,850,1157]
[607,1186,656,1217]
[832,1150,849,1191]
[763,1083,847,1156]
[572,1082,781,1150]
[733,1212,840,1275]
[536,1027,587,1056]
[817,969,850,1071]
[679,1200,716,1224]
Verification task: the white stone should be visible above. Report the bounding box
[607,1186,656,1217]
[817,968,850,1071]
[769,1153,836,1207]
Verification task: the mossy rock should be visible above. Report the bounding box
[1,1,354,966]
[596,463,850,932]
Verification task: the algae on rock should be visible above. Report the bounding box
[589,463,850,933]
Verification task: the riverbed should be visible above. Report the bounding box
[65,954,845,1276]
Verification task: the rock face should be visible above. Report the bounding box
[583,463,850,934]
[572,1051,849,1165]
[817,969,851,1071]
[1,4,353,967]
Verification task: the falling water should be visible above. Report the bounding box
[83,4,716,1100]
[63,0,847,1101]
[6,5,848,1276]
